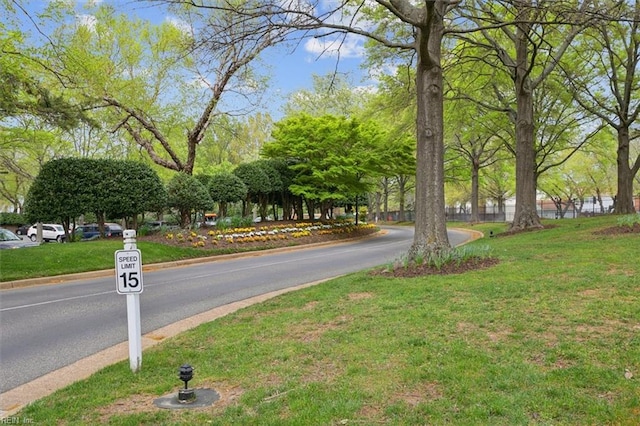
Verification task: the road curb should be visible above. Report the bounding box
[0,227,479,418]
[0,231,387,290]
[449,227,484,244]
[0,278,338,418]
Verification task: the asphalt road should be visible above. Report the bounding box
[0,227,472,394]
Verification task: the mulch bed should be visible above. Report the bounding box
[593,223,640,235]
[371,257,500,278]
[491,224,556,237]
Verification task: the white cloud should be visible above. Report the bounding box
[47,0,103,5]
[368,63,399,82]
[165,16,191,36]
[75,13,97,32]
[353,84,377,95]
[189,75,211,90]
[320,0,376,30]
[46,0,75,6]
[304,33,365,59]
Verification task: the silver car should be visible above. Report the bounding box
[0,228,40,249]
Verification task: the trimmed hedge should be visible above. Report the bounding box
[0,212,27,226]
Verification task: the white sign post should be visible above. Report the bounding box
[115,230,143,373]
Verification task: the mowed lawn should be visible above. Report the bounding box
[12,216,640,425]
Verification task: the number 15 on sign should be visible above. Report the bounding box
[115,249,143,294]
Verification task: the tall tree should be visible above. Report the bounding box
[23,158,166,236]
[383,134,416,222]
[195,113,274,174]
[175,0,459,259]
[233,161,271,217]
[166,173,213,227]
[0,25,86,130]
[362,69,417,222]
[563,0,640,214]
[454,0,600,230]
[451,133,506,223]
[444,61,512,222]
[102,161,167,229]
[0,14,93,210]
[254,159,283,221]
[39,2,296,175]
[208,172,247,217]
[478,159,514,217]
[284,73,370,118]
[23,158,98,235]
[264,113,386,220]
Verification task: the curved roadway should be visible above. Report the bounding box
[0,227,472,399]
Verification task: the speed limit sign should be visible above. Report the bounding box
[115,249,144,294]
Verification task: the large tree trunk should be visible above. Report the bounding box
[294,197,303,221]
[510,89,542,229]
[470,160,480,223]
[305,198,315,220]
[374,190,382,222]
[382,177,388,221]
[398,176,407,222]
[409,7,450,259]
[615,126,638,214]
[510,19,542,231]
[179,209,190,228]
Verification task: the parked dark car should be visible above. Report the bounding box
[0,228,40,249]
[104,223,124,237]
[74,223,124,240]
[15,224,31,235]
[146,221,176,231]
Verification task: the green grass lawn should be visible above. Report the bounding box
[0,239,280,282]
[0,223,376,283]
[10,216,640,424]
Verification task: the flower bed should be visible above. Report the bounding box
[147,221,379,251]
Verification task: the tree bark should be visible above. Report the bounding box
[510,18,542,230]
[409,3,451,259]
[179,209,190,228]
[398,176,408,222]
[615,126,638,213]
[470,160,480,223]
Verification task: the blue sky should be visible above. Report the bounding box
[13,0,374,119]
